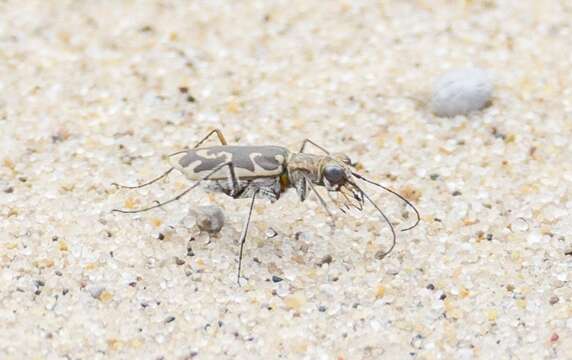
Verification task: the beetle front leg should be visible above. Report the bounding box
[302,174,336,232]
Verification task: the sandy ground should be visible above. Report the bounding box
[1,1,571,359]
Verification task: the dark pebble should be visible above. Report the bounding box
[317,255,333,266]
[549,296,559,305]
[187,246,195,257]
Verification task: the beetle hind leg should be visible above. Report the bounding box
[112,160,240,214]
[192,128,228,148]
[111,167,174,189]
[113,129,229,190]
[167,128,229,160]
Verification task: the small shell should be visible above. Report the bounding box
[431,67,493,117]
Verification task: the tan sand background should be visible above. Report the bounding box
[1,1,571,359]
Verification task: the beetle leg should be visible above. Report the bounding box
[237,188,259,286]
[112,161,236,214]
[299,139,331,155]
[302,174,336,231]
[167,128,229,158]
[112,167,174,189]
[192,128,228,148]
[167,128,228,157]
[115,130,229,189]
[225,161,241,198]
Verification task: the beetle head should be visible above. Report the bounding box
[320,154,353,191]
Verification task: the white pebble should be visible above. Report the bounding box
[527,231,542,245]
[431,67,493,117]
[190,205,225,234]
[87,286,105,299]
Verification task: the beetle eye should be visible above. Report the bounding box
[324,166,346,185]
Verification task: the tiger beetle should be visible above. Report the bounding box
[112,129,420,285]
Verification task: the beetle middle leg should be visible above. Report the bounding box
[299,138,331,155]
[299,139,353,167]
[236,188,259,286]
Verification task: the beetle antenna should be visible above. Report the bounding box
[112,167,174,189]
[349,181,397,258]
[351,172,420,232]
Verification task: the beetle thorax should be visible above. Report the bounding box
[287,153,323,182]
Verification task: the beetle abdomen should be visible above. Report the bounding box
[173,145,289,180]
